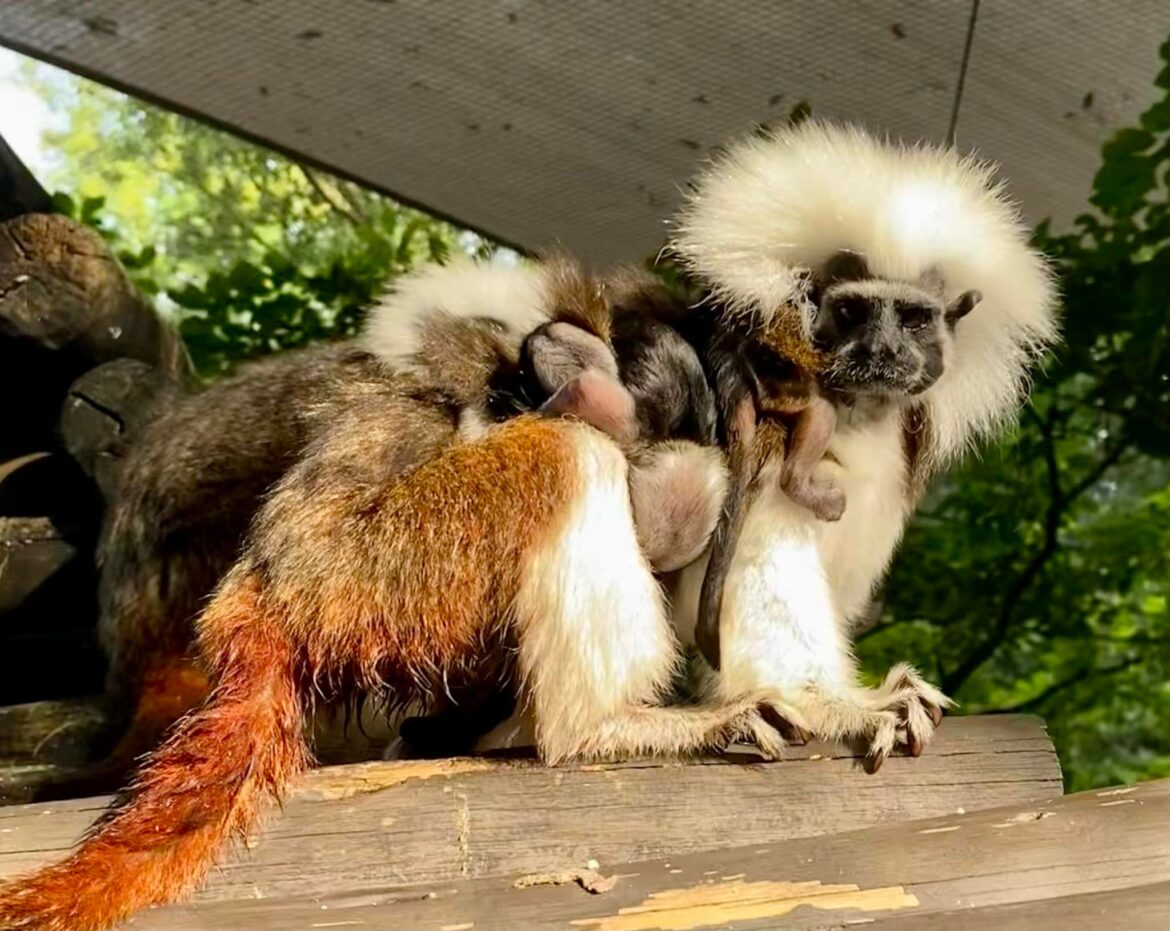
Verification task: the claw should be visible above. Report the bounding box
[775,718,812,745]
[865,748,886,774]
[907,728,924,758]
[758,704,810,744]
[926,702,944,728]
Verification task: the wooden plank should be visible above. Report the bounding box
[865,881,1170,930]
[140,778,1170,931]
[0,700,400,806]
[0,518,76,614]
[0,715,1060,904]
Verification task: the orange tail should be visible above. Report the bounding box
[0,576,309,931]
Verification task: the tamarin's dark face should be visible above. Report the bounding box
[808,252,981,399]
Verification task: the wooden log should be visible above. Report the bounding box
[0,455,105,706]
[0,511,104,707]
[0,699,393,806]
[0,698,106,765]
[137,777,1169,931]
[0,454,101,625]
[0,517,76,615]
[0,453,100,527]
[0,213,190,459]
[59,358,175,501]
[0,716,1060,901]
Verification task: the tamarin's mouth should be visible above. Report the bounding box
[823,360,928,394]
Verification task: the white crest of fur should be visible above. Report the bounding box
[671,120,1060,464]
[360,257,552,371]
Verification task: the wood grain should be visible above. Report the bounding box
[137,777,1169,931]
[0,715,1060,906]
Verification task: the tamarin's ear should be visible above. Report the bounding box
[540,369,638,443]
[523,321,618,395]
[945,289,983,326]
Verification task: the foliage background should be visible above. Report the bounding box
[15,40,1170,790]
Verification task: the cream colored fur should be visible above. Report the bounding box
[628,441,730,573]
[670,121,1058,761]
[360,257,551,372]
[512,424,786,764]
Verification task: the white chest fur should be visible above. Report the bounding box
[670,408,911,697]
[818,409,912,624]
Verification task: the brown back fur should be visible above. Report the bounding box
[0,416,584,931]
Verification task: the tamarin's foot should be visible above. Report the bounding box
[865,664,952,772]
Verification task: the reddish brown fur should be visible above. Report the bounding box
[253,415,576,696]
[0,580,306,931]
[540,253,614,343]
[0,417,581,931]
[760,305,825,377]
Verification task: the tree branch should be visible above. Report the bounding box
[299,166,364,226]
[992,657,1140,714]
[941,413,1129,695]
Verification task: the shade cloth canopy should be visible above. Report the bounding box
[2,1,1167,262]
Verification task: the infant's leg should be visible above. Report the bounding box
[780,396,845,521]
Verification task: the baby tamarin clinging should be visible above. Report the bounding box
[694,249,982,671]
[396,285,730,757]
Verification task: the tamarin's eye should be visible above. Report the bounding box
[898,303,934,330]
[832,296,871,328]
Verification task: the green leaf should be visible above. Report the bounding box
[1140,100,1170,133]
[227,260,268,294]
[1103,128,1155,157]
[79,195,106,225]
[50,191,77,218]
[427,233,450,263]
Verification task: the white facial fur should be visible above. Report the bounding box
[672,119,1059,471]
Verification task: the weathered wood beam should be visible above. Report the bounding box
[0,697,105,765]
[0,697,397,805]
[0,132,51,222]
[0,715,1061,905]
[142,777,1168,931]
[0,212,191,461]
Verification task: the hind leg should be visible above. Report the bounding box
[513,427,797,764]
[673,481,949,769]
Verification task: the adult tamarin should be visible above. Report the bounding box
[693,252,983,675]
[63,257,716,797]
[668,120,1059,768]
[0,331,790,931]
